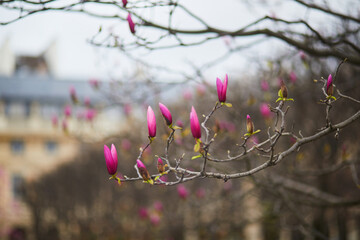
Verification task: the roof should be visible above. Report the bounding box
[0,75,104,105]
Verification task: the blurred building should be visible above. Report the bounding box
[0,39,122,238]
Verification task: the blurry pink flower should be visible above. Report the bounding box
[216,74,228,103]
[122,0,127,7]
[183,89,192,100]
[127,13,136,34]
[121,139,132,151]
[196,188,206,199]
[69,86,78,103]
[159,102,172,126]
[299,50,306,61]
[104,144,118,175]
[85,109,96,121]
[138,207,149,219]
[84,97,91,106]
[64,105,72,117]
[326,74,333,96]
[289,71,297,83]
[51,115,58,127]
[89,79,99,88]
[62,119,68,132]
[260,103,271,119]
[153,201,163,212]
[176,120,184,128]
[124,103,132,116]
[147,106,156,138]
[177,184,189,200]
[196,84,206,96]
[190,106,201,140]
[150,214,161,226]
[261,80,269,91]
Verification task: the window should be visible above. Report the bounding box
[10,140,25,155]
[12,174,25,199]
[45,141,58,154]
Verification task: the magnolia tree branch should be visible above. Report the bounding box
[1,0,360,66]
[109,60,360,188]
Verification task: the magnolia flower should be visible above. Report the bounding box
[89,79,99,88]
[138,207,149,219]
[289,71,297,83]
[260,103,271,119]
[127,14,135,34]
[326,74,333,96]
[153,201,163,212]
[64,105,72,117]
[104,144,118,175]
[159,103,172,126]
[62,119,68,133]
[246,115,254,134]
[177,184,189,200]
[69,86,78,103]
[157,158,166,174]
[299,50,306,61]
[122,0,127,7]
[150,214,161,226]
[51,115,58,127]
[147,106,156,138]
[84,97,91,106]
[85,109,96,121]
[137,159,152,183]
[216,74,228,103]
[196,188,206,199]
[190,106,201,139]
[261,80,270,92]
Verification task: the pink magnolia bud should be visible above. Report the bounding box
[121,139,131,151]
[153,201,163,212]
[246,114,254,134]
[104,144,118,175]
[289,71,297,83]
[183,89,192,100]
[64,105,72,117]
[176,120,184,128]
[127,14,136,34]
[138,207,149,219]
[157,158,166,174]
[260,103,271,119]
[89,79,99,88]
[159,102,172,126]
[124,103,132,116]
[177,184,189,200]
[279,80,288,98]
[190,106,201,139]
[69,86,78,103]
[122,0,127,7]
[216,74,228,103]
[150,214,161,226]
[137,159,151,182]
[85,109,96,121]
[261,80,269,92]
[299,50,306,61]
[51,115,58,127]
[62,119,68,132]
[147,106,156,138]
[84,97,91,106]
[326,74,333,96]
[196,84,206,96]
